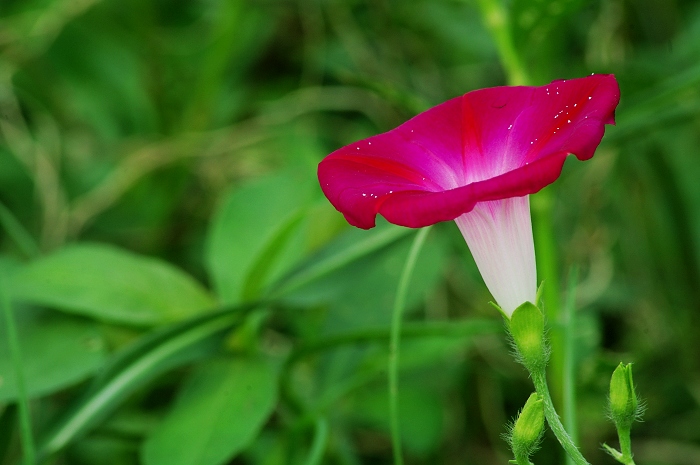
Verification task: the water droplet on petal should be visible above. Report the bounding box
[508,124,513,129]
[588,96,592,100]
[567,119,571,123]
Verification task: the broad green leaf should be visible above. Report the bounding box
[0,308,106,402]
[11,244,215,326]
[348,386,444,457]
[206,171,315,304]
[142,357,278,465]
[321,229,449,333]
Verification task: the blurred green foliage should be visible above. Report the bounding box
[1,0,700,464]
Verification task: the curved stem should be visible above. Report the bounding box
[388,227,431,465]
[304,418,329,465]
[531,370,589,465]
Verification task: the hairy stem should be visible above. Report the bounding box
[531,370,589,465]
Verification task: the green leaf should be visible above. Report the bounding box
[0,308,106,401]
[11,244,215,326]
[142,357,278,465]
[270,221,411,299]
[36,305,258,461]
[348,386,444,457]
[205,171,315,304]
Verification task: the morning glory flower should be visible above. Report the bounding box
[318,75,620,316]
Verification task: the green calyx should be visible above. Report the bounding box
[609,363,640,428]
[510,392,545,462]
[509,301,547,372]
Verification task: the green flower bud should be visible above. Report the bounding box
[510,393,545,460]
[509,301,547,371]
[609,363,639,428]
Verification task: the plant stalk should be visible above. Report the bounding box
[531,370,589,465]
[388,227,431,465]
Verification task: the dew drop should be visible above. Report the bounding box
[554,115,558,119]
[368,142,372,145]
[588,96,592,100]
[573,104,577,107]
[567,119,571,123]
[508,124,513,129]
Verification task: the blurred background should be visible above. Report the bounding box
[1,0,700,464]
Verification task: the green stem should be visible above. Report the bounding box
[531,370,589,465]
[304,418,329,465]
[562,267,580,465]
[0,201,40,259]
[475,0,530,86]
[513,455,534,465]
[388,227,431,465]
[532,190,564,409]
[0,277,36,464]
[618,426,635,464]
[603,438,636,465]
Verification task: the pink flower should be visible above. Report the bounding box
[318,75,620,315]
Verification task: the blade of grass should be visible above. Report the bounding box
[563,267,580,465]
[0,201,39,259]
[35,304,260,462]
[269,224,411,297]
[0,276,36,465]
[388,227,431,465]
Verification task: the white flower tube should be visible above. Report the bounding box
[454,195,537,317]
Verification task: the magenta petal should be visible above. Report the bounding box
[318,75,620,229]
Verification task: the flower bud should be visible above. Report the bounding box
[609,362,639,428]
[509,301,546,371]
[510,393,545,459]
